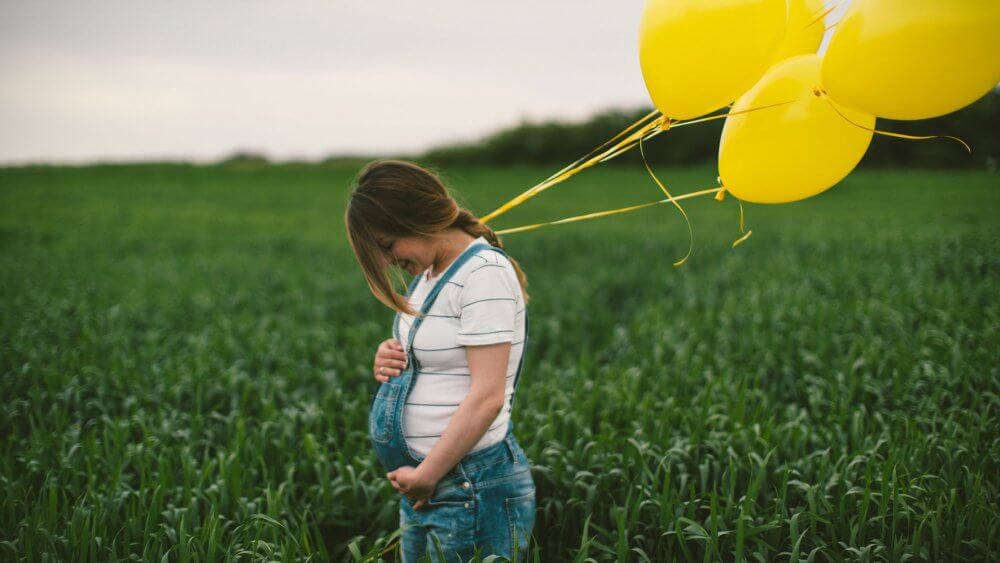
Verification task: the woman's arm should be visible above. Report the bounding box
[387,341,510,508]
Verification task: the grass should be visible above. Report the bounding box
[1,160,998,561]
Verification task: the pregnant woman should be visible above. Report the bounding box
[345,160,535,561]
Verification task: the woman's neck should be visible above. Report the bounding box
[428,230,476,279]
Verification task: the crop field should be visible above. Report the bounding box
[1,162,998,561]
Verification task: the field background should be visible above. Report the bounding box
[1,162,998,561]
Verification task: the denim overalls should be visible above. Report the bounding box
[368,241,536,562]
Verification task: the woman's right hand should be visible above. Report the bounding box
[374,338,408,383]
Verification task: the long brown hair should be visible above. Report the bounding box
[345,159,529,316]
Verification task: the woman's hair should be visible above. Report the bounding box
[345,159,529,316]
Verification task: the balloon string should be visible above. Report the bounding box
[480,110,665,223]
[596,100,795,167]
[493,187,723,236]
[599,99,795,164]
[804,1,842,31]
[673,99,798,128]
[542,108,662,178]
[598,119,669,163]
[713,183,753,247]
[733,199,752,247]
[481,100,797,225]
[639,134,693,266]
[483,112,667,222]
[822,94,972,152]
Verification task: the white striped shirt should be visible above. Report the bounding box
[397,236,526,457]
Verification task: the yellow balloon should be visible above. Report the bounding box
[639,0,786,120]
[771,0,825,62]
[821,0,1000,120]
[719,54,874,204]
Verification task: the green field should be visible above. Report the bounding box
[1,162,998,561]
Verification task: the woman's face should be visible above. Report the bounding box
[375,233,430,277]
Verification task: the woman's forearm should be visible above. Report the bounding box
[416,391,504,484]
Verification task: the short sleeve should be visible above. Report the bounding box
[455,257,518,346]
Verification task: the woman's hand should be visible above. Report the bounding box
[387,466,436,510]
[374,338,408,383]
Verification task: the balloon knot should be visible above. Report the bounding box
[812,87,823,97]
[714,188,726,202]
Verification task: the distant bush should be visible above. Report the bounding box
[422,91,1000,169]
[320,155,386,170]
[217,151,270,168]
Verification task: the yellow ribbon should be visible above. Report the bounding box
[480,110,666,223]
[713,180,752,247]
[732,198,752,248]
[480,101,796,225]
[804,0,842,31]
[494,184,755,253]
[494,187,724,236]
[481,100,799,259]
[598,119,669,163]
[639,134,693,266]
[822,93,972,153]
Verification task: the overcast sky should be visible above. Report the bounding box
[0,1,844,165]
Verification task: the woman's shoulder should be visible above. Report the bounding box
[458,247,515,280]
[447,247,520,302]
[417,246,523,329]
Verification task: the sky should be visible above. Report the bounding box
[0,1,845,165]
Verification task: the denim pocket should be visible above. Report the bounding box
[426,485,473,507]
[504,488,536,559]
[368,383,402,444]
[427,478,470,503]
[420,496,477,550]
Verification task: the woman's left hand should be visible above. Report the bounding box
[387,466,437,509]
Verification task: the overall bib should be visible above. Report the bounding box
[368,241,535,562]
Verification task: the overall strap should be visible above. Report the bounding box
[397,242,492,356]
[509,307,528,411]
[420,242,491,315]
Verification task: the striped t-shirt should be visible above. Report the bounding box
[396,236,526,457]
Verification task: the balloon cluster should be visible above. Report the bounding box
[641,0,1000,203]
[482,0,999,261]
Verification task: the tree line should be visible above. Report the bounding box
[421,90,999,170]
